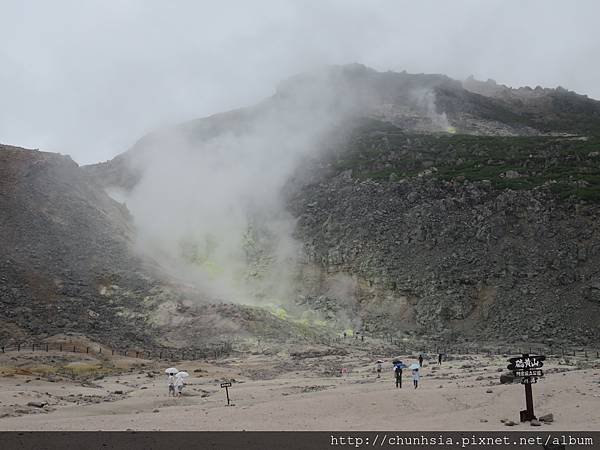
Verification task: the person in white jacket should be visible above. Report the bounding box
[174,374,185,396]
[412,368,420,389]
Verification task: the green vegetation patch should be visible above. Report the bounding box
[330,120,600,201]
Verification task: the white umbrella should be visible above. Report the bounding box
[409,363,420,370]
[165,367,179,374]
[176,371,189,378]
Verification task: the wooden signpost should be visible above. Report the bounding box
[220,382,232,405]
[506,354,545,422]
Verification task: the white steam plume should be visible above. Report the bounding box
[123,70,359,305]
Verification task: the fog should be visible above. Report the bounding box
[124,68,370,311]
[117,65,453,314]
[1,0,599,164]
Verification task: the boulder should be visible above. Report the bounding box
[504,170,521,179]
[500,372,515,384]
[26,401,46,408]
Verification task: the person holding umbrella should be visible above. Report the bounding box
[175,371,189,397]
[409,363,420,389]
[393,360,406,388]
[165,367,178,397]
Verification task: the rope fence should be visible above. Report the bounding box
[319,334,600,360]
[1,338,597,361]
[0,340,234,361]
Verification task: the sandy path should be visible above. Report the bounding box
[0,353,598,430]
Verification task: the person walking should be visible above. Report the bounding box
[174,374,185,397]
[438,353,443,365]
[412,368,420,389]
[167,373,175,397]
[394,362,403,388]
[418,354,424,367]
[375,360,383,378]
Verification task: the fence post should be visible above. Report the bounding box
[99,347,102,354]
[159,351,162,359]
[136,351,139,358]
[73,345,76,353]
[17,344,20,352]
[1,347,4,353]
[46,343,49,352]
[112,349,114,356]
[32,344,35,352]
[86,347,89,354]
[60,344,63,352]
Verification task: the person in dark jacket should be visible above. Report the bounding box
[418,354,424,367]
[394,362,403,388]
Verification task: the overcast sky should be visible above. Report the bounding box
[1,0,599,164]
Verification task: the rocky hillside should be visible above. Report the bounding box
[287,120,600,345]
[0,145,324,348]
[4,65,600,347]
[0,145,159,346]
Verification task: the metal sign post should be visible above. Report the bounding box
[220,382,232,405]
[506,354,545,422]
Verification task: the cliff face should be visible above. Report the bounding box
[289,161,600,346]
[284,119,600,345]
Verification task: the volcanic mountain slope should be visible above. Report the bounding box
[0,145,217,347]
[84,65,600,345]
[287,121,600,345]
[4,65,600,347]
[0,145,332,348]
[0,145,160,345]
